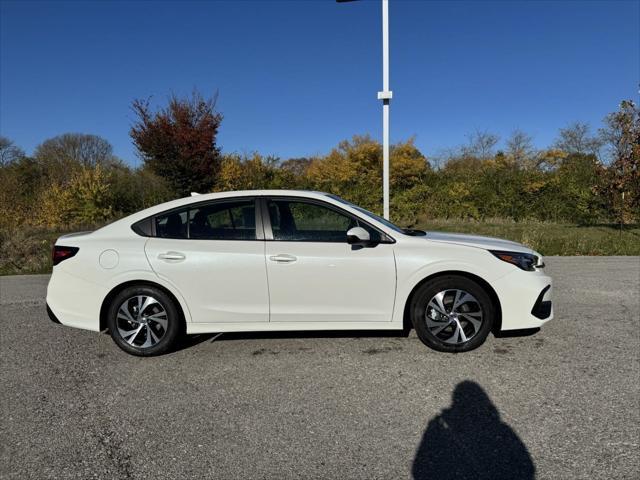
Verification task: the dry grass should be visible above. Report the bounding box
[416,217,640,256]
[0,225,97,276]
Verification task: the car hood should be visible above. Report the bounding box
[424,231,535,254]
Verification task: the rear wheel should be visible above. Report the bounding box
[410,275,495,353]
[107,285,182,356]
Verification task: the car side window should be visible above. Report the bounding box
[189,200,256,240]
[155,210,188,239]
[267,199,379,242]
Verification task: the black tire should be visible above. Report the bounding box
[107,285,182,357]
[410,275,495,353]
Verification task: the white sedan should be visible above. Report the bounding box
[47,190,553,356]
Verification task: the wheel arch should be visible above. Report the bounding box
[99,280,187,333]
[402,270,503,333]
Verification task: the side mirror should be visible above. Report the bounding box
[346,226,371,245]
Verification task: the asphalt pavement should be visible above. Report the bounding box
[1,257,638,479]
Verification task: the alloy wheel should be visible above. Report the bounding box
[425,289,484,345]
[116,295,168,349]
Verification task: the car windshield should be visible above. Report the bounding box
[325,194,408,234]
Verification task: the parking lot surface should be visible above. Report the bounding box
[1,257,638,479]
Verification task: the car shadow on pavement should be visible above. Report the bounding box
[412,380,535,480]
[493,327,540,338]
[173,330,409,352]
[175,328,541,352]
[195,329,411,342]
[174,333,219,351]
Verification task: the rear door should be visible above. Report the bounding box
[262,197,397,323]
[144,198,269,324]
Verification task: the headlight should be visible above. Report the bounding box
[490,250,539,271]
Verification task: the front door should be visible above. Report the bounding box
[145,198,269,324]
[263,198,396,323]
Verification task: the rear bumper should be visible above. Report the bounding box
[46,267,104,332]
[493,269,553,330]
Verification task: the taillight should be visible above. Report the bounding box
[52,245,79,266]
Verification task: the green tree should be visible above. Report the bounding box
[108,163,174,215]
[555,154,605,223]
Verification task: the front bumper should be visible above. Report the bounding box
[531,285,552,320]
[492,269,553,330]
[46,304,61,324]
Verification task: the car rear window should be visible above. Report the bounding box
[189,200,256,240]
[153,199,256,240]
[155,210,188,239]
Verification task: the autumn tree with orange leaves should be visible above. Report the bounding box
[596,100,640,225]
[130,90,223,196]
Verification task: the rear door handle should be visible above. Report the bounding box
[269,254,297,263]
[158,251,186,261]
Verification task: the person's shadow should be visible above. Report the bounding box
[412,381,535,480]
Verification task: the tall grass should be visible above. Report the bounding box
[416,217,640,256]
[0,225,99,276]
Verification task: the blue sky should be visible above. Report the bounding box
[1,0,638,165]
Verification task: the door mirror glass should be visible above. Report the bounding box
[346,226,371,245]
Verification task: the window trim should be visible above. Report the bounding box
[259,196,395,244]
[132,196,263,241]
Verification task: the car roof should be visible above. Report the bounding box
[189,189,330,199]
[156,189,332,210]
[149,190,332,212]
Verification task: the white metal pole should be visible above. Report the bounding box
[341,0,392,219]
[381,0,391,220]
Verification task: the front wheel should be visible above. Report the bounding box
[410,275,495,353]
[107,285,182,356]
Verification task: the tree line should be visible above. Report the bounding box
[1,91,638,234]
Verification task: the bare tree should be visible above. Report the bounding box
[34,133,115,167]
[462,130,500,160]
[0,137,25,165]
[553,122,602,157]
[280,157,313,177]
[506,130,535,167]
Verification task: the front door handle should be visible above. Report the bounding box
[158,251,186,261]
[269,254,297,263]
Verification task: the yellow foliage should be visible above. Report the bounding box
[216,153,288,191]
[217,155,247,191]
[390,139,430,188]
[305,136,430,215]
[523,179,548,194]
[36,164,113,228]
